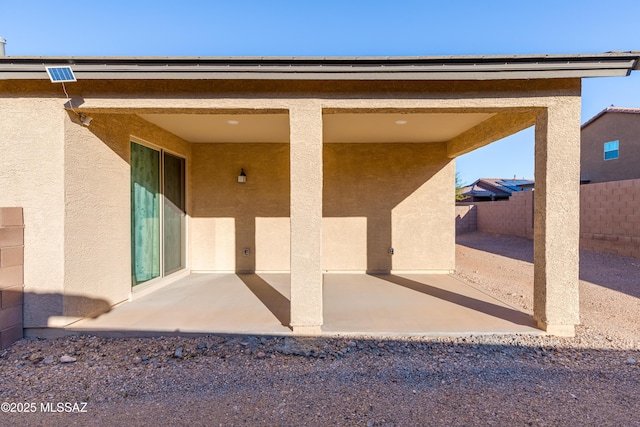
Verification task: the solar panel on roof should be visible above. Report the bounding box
[45,66,76,83]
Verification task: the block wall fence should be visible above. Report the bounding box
[0,208,24,350]
[456,179,640,259]
[454,204,477,235]
[579,179,640,258]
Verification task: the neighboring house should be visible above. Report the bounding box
[0,52,639,338]
[581,106,640,183]
[461,178,534,202]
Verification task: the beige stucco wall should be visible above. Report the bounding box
[59,113,191,327]
[324,143,454,273]
[190,143,290,273]
[0,83,193,328]
[189,142,453,273]
[0,96,66,328]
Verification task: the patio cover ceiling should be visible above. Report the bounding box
[137,112,496,144]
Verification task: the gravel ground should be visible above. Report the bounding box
[0,232,638,426]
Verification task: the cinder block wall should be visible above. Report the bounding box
[455,204,477,234]
[579,179,640,258]
[470,179,640,259]
[476,191,534,239]
[0,208,24,349]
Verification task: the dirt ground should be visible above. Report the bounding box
[0,232,638,427]
[455,232,640,348]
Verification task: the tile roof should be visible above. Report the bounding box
[581,106,640,129]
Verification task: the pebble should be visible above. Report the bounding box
[60,355,76,363]
[29,353,43,363]
[626,358,636,364]
[174,347,183,359]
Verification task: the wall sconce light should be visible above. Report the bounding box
[389,247,394,255]
[79,113,93,127]
[238,168,247,184]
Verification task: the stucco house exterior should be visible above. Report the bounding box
[1,52,639,339]
[580,106,640,184]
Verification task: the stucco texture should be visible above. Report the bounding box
[189,141,453,274]
[189,143,290,273]
[324,143,454,273]
[0,97,65,328]
[534,101,582,334]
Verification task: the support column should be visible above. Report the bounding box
[533,101,581,336]
[289,102,323,335]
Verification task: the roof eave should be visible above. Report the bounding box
[0,69,631,81]
[0,52,638,81]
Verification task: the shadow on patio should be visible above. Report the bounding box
[68,273,540,337]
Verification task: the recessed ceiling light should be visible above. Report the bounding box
[227,120,239,125]
[395,120,408,125]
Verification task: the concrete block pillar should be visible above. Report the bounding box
[0,207,24,349]
[533,101,581,336]
[289,102,323,334]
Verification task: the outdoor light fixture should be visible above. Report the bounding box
[79,113,93,127]
[238,168,247,183]
[395,120,408,125]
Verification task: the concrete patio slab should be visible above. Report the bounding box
[323,274,539,335]
[68,273,541,337]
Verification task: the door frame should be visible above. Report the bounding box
[130,136,188,293]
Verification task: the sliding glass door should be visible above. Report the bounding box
[163,152,186,275]
[131,141,186,286]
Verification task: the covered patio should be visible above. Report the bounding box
[2,53,639,339]
[68,273,539,336]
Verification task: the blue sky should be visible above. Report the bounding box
[2,0,639,184]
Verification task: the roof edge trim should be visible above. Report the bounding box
[0,52,638,81]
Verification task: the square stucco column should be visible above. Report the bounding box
[533,102,581,336]
[289,102,323,335]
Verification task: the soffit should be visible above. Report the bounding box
[138,112,495,144]
[138,113,290,143]
[324,112,494,143]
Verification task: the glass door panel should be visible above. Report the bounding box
[131,142,161,286]
[163,152,186,274]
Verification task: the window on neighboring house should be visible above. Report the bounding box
[604,140,619,160]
